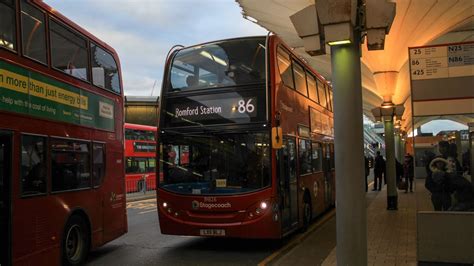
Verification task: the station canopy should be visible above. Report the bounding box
[237,0,474,131]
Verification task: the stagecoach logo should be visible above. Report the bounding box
[191,200,232,210]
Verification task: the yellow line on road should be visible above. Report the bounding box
[258,209,336,266]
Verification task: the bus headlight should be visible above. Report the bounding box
[163,202,168,208]
[260,201,268,210]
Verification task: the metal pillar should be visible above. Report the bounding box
[331,37,367,265]
[384,117,398,210]
[394,134,401,162]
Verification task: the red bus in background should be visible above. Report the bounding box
[157,35,335,239]
[0,1,126,265]
[124,123,158,192]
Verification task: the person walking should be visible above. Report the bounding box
[403,153,414,192]
[373,151,385,191]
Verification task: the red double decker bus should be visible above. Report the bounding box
[157,35,335,239]
[0,1,126,265]
[125,123,157,192]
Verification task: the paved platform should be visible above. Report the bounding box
[270,179,426,266]
[126,191,156,202]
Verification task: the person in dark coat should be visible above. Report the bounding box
[395,159,403,186]
[425,141,452,211]
[403,153,414,192]
[373,151,385,191]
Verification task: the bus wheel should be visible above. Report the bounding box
[302,199,312,232]
[62,215,90,266]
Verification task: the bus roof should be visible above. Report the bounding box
[125,123,158,131]
[173,35,267,52]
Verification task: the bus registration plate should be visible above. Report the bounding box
[199,229,225,236]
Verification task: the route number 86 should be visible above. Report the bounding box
[238,99,255,113]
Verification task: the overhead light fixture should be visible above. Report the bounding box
[200,51,227,66]
[381,100,395,108]
[328,40,352,46]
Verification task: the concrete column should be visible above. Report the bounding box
[384,117,398,210]
[331,37,367,264]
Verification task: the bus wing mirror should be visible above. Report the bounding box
[272,127,283,149]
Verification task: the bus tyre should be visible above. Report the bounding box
[62,215,90,266]
[302,200,312,232]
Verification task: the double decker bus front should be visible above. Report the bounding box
[158,37,280,238]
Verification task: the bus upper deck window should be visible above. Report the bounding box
[91,43,121,94]
[50,19,90,82]
[20,0,47,64]
[0,0,17,51]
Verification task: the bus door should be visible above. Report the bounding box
[0,130,12,266]
[323,143,332,207]
[277,137,298,233]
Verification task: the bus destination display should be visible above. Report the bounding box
[165,91,265,126]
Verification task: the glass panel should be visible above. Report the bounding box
[21,135,47,195]
[293,61,307,96]
[286,138,297,182]
[326,85,332,111]
[51,139,91,191]
[91,43,121,93]
[125,128,155,141]
[169,37,265,91]
[329,89,334,111]
[160,132,270,195]
[0,0,16,51]
[317,78,327,108]
[126,157,156,174]
[92,143,105,187]
[277,46,294,89]
[50,19,89,81]
[299,139,312,175]
[307,71,318,102]
[21,0,46,63]
[311,142,322,172]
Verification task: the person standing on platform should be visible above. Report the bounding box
[373,151,385,191]
[404,153,414,192]
[425,141,452,210]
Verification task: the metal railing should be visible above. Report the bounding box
[125,175,156,194]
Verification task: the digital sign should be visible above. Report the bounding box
[133,142,156,152]
[164,90,266,127]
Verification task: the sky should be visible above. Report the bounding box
[44,0,267,97]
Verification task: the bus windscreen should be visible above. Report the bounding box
[168,37,266,92]
[160,132,270,195]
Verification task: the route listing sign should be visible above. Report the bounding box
[409,43,474,80]
[408,41,474,116]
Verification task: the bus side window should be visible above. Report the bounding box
[51,139,91,192]
[311,142,322,172]
[292,60,308,97]
[20,0,47,64]
[298,139,312,175]
[0,0,17,51]
[49,19,90,82]
[92,143,105,187]
[21,135,47,196]
[316,78,327,109]
[276,46,294,89]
